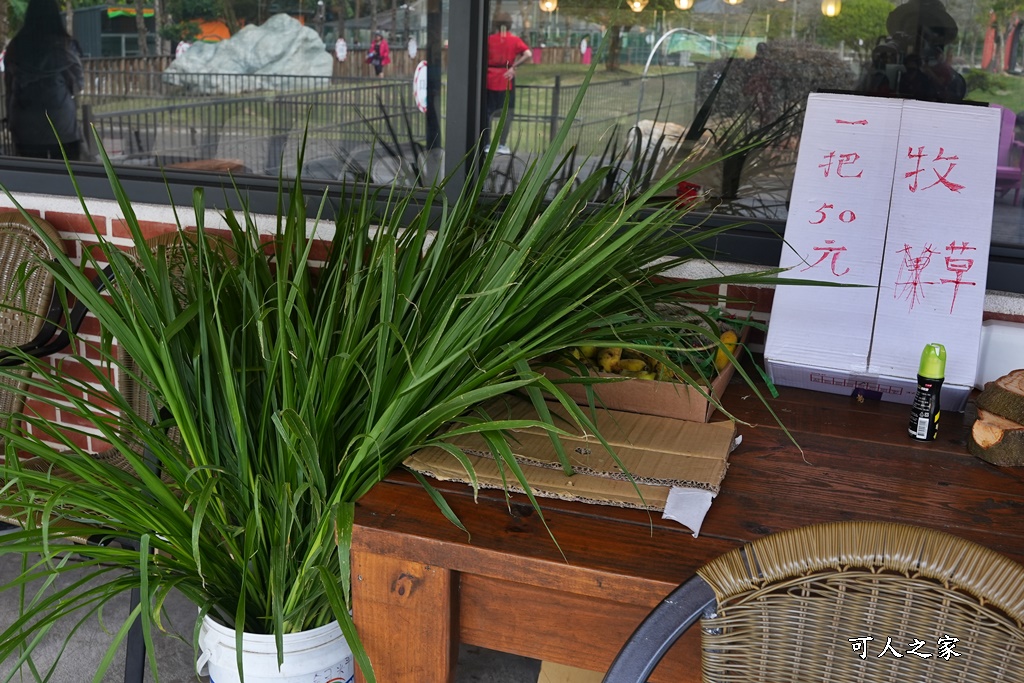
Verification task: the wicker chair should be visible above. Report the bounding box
[1,231,221,683]
[0,212,71,410]
[602,521,1024,682]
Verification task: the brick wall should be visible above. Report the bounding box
[4,192,1024,453]
[1,200,184,454]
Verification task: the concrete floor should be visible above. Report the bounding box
[0,550,541,683]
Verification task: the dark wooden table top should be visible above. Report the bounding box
[357,377,1024,565]
[352,376,1024,681]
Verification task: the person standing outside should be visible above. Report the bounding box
[366,32,391,78]
[4,0,85,160]
[484,12,531,154]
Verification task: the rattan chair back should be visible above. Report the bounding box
[0,212,64,419]
[696,521,1024,682]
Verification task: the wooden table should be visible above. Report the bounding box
[351,380,1024,682]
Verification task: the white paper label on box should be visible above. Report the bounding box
[766,94,903,372]
[870,100,998,387]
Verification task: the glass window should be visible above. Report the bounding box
[2,0,448,189]
[478,0,1024,252]
[0,0,1021,290]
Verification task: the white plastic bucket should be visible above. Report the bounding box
[196,615,354,683]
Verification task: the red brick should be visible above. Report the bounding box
[53,355,115,387]
[44,211,105,239]
[45,422,93,452]
[727,285,775,314]
[110,219,178,242]
[61,238,82,260]
[308,238,332,263]
[88,436,114,453]
[21,397,57,424]
[27,382,85,405]
[74,314,104,339]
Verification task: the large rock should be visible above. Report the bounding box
[164,14,332,94]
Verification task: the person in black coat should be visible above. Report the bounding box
[4,0,85,160]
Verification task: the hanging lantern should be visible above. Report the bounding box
[628,0,649,12]
[539,0,557,11]
[675,0,694,8]
[723,0,743,5]
[821,0,841,16]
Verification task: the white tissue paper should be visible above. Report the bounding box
[662,487,716,538]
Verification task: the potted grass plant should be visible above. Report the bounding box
[0,68,788,683]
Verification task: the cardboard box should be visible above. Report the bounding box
[539,327,747,423]
[765,94,999,411]
[404,396,736,512]
[542,362,735,423]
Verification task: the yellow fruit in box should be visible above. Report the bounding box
[714,329,739,372]
[618,358,648,373]
[598,347,622,373]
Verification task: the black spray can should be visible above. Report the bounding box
[908,343,946,441]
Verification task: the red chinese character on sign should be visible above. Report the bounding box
[941,241,977,313]
[818,151,863,178]
[894,243,940,309]
[905,146,965,193]
[801,240,850,276]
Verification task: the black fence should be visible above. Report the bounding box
[514,71,698,159]
[2,69,697,182]
[81,75,428,178]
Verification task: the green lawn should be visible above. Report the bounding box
[516,63,696,87]
[963,69,1024,111]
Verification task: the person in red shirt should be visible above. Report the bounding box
[484,13,531,154]
[366,32,390,78]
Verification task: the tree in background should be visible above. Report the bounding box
[558,1,680,71]
[160,0,217,44]
[134,0,149,55]
[981,0,1024,71]
[818,0,894,64]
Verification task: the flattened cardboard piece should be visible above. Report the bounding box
[765,94,905,372]
[490,396,736,487]
[405,447,675,511]
[439,428,731,491]
[871,100,997,390]
[404,397,737,512]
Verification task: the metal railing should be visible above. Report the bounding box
[81,76,427,177]
[1,69,695,180]
[505,71,698,159]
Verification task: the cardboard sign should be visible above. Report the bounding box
[765,93,999,409]
[770,95,904,372]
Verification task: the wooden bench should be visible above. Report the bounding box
[352,377,1024,682]
[165,158,246,173]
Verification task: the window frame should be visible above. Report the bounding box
[0,0,1021,295]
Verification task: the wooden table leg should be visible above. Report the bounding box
[352,550,459,683]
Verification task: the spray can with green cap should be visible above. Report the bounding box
[908,343,946,441]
